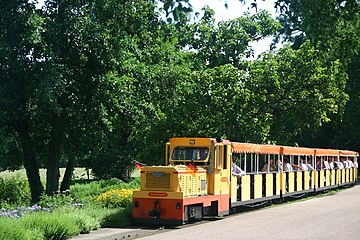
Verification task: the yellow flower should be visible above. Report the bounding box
[96,188,138,208]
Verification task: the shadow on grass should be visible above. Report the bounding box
[101,206,132,228]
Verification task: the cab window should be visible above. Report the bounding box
[172,147,209,160]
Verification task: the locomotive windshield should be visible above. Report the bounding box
[172,147,209,161]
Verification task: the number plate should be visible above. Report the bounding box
[152,172,165,177]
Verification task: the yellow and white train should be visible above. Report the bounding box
[132,137,358,225]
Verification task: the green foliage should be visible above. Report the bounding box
[101,206,133,228]
[69,178,139,204]
[38,193,74,209]
[90,149,132,179]
[249,43,348,144]
[52,206,101,234]
[96,189,135,208]
[178,8,280,67]
[0,218,43,240]
[20,211,79,240]
[0,178,137,239]
[275,0,360,150]
[0,176,30,207]
[1,0,359,204]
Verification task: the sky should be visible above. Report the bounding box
[190,0,277,21]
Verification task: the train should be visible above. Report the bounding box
[132,137,359,225]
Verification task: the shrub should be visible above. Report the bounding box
[0,176,30,207]
[0,178,140,239]
[101,206,132,227]
[0,218,43,240]
[38,193,74,209]
[69,178,126,204]
[90,149,132,179]
[53,206,101,234]
[96,189,135,208]
[19,211,79,240]
[0,204,50,219]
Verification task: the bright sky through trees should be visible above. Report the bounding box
[190,0,278,58]
[36,0,278,58]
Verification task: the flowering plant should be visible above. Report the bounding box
[0,204,50,219]
[96,189,136,208]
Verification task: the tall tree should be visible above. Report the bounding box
[178,7,280,68]
[249,43,348,145]
[0,0,44,201]
[273,0,360,150]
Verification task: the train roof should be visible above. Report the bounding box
[231,141,358,157]
[168,138,359,157]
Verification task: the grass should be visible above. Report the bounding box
[0,168,93,182]
[0,168,141,181]
[0,176,139,240]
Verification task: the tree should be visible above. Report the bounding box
[0,0,45,202]
[248,43,348,145]
[178,7,280,68]
[273,0,360,150]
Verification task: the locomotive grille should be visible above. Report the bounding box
[146,172,171,189]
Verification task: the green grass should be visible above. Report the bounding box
[0,168,93,182]
[0,177,139,240]
[0,168,140,181]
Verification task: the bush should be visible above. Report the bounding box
[38,193,74,209]
[0,178,140,239]
[54,206,101,234]
[69,178,126,204]
[96,189,135,208]
[0,218,43,240]
[101,206,132,228]
[19,211,79,240]
[90,149,132,179]
[0,176,30,207]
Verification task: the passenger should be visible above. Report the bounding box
[306,159,315,171]
[261,159,276,172]
[329,157,335,170]
[347,159,355,168]
[232,158,245,178]
[283,159,293,172]
[300,159,308,171]
[343,158,349,168]
[292,163,303,171]
[316,157,322,170]
[275,159,283,172]
[337,159,344,169]
[323,158,330,170]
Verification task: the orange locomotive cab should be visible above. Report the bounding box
[132,138,232,226]
[132,165,187,225]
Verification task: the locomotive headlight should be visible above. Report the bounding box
[189,139,195,145]
[134,201,139,208]
[176,202,181,209]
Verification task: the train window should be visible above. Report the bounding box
[223,146,227,169]
[217,146,223,169]
[250,154,253,172]
[172,147,209,160]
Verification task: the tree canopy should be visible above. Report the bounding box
[0,0,359,201]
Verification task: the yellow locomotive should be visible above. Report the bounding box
[132,137,358,225]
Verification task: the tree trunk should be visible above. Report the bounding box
[17,121,44,202]
[46,115,62,196]
[60,157,75,192]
